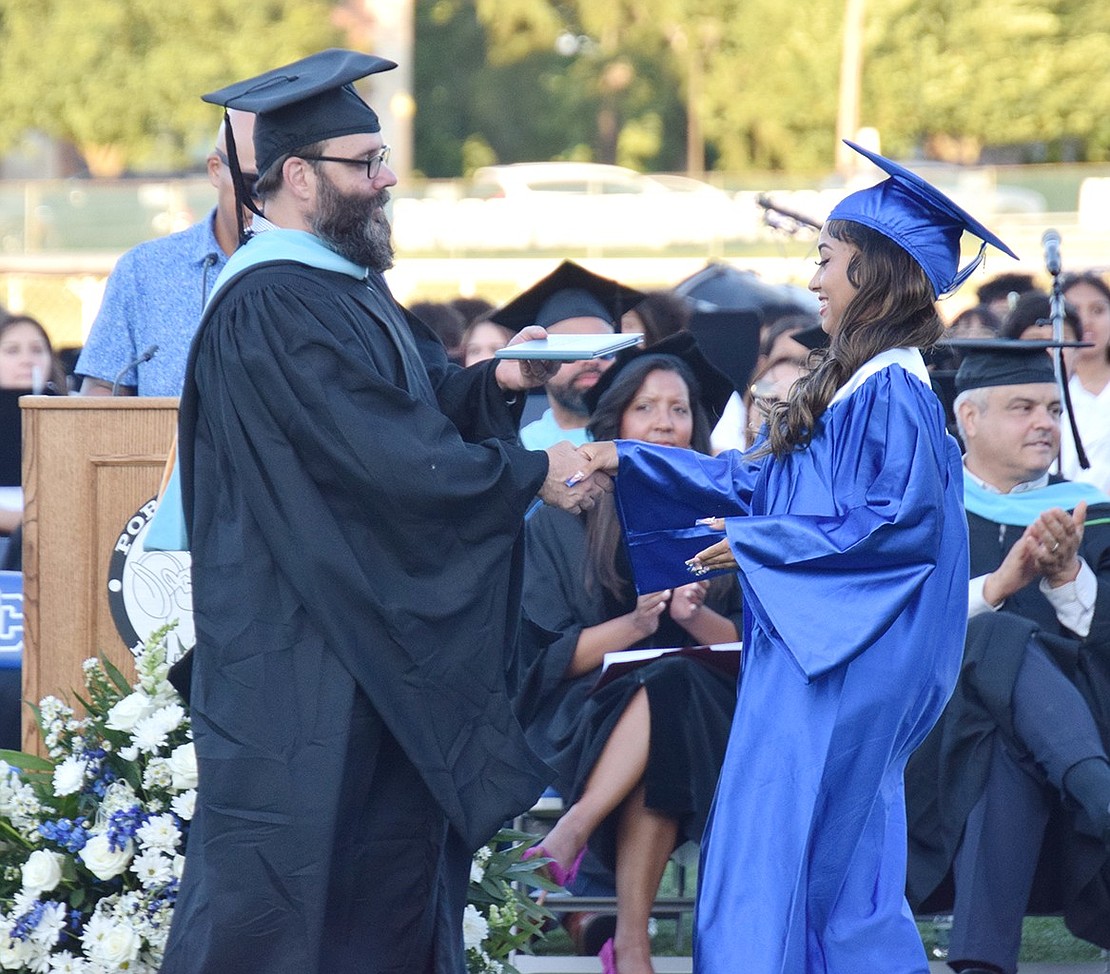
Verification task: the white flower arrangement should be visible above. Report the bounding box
[465,831,557,974]
[0,626,190,973]
[0,626,556,973]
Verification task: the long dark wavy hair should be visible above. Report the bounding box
[584,354,714,601]
[758,220,943,458]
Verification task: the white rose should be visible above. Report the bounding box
[168,742,198,791]
[78,834,134,881]
[461,904,488,950]
[469,859,485,884]
[51,756,87,798]
[21,849,64,895]
[88,921,140,966]
[105,692,155,732]
[0,933,33,969]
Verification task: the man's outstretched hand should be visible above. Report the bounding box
[539,441,614,514]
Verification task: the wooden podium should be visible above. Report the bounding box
[20,397,178,749]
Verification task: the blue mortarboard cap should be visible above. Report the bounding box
[491,261,645,332]
[829,141,1019,298]
[203,49,396,177]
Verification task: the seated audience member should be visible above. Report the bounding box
[999,291,1079,342]
[1060,273,1110,492]
[492,262,644,450]
[517,338,741,974]
[976,271,1037,321]
[949,303,1003,340]
[741,313,819,448]
[929,305,1003,375]
[460,317,513,367]
[905,340,1110,974]
[0,315,66,549]
[450,295,495,326]
[407,299,467,363]
[620,291,690,346]
[76,110,256,396]
[0,314,67,394]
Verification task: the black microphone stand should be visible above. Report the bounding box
[755,194,822,235]
[1047,235,1090,471]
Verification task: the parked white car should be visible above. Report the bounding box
[459,162,745,250]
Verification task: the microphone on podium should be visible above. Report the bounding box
[112,345,159,396]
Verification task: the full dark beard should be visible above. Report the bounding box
[548,380,593,417]
[310,172,395,272]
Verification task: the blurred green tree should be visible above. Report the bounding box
[0,0,342,175]
[422,0,1110,172]
[866,0,1110,162]
[415,0,687,174]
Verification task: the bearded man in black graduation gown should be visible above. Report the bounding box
[904,341,1110,974]
[159,51,611,974]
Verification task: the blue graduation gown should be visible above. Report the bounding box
[614,362,968,973]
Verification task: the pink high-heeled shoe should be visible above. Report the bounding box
[521,843,587,888]
[598,937,617,974]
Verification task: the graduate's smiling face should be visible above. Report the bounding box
[960,382,1062,490]
[618,368,694,448]
[809,226,860,336]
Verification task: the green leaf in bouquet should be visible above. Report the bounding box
[71,690,99,718]
[0,749,54,772]
[119,760,144,793]
[28,699,50,740]
[100,654,134,696]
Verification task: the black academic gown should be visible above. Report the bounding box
[517,503,741,869]
[161,263,552,974]
[906,491,1110,948]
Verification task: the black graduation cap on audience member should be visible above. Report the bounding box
[673,263,817,322]
[943,337,1092,467]
[830,141,1019,298]
[792,324,830,352]
[202,49,397,242]
[948,338,1087,392]
[684,308,762,396]
[583,331,735,428]
[489,261,645,332]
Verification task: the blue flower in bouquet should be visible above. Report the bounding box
[0,625,556,973]
[0,625,192,973]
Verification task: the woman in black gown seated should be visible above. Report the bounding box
[518,340,741,974]
[0,314,66,565]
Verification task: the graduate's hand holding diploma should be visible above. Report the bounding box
[686,517,739,576]
[494,326,562,391]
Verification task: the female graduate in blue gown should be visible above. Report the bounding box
[577,141,1019,974]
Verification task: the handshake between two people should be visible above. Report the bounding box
[539,440,619,515]
[536,441,740,572]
